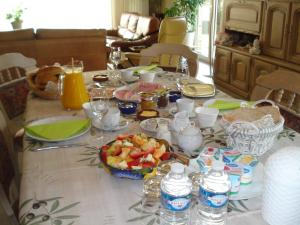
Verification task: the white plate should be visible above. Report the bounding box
[124,76,139,83]
[127,66,163,74]
[188,158,264,200]
[92,119,129,131]
[168,107,196,118]
[25,116,91,142]
[140,118,171,133]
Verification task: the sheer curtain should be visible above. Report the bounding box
[111,0,149,28]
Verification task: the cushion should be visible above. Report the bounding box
[127,14,139,33]
[119,13,132,28]
[0,79,29,119]
[136,16,160,36]
[36,29,106,39]
[0,29,35,41]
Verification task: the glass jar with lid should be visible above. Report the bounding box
[140,92,157,110]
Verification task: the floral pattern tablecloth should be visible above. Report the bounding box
[20,71,300,225]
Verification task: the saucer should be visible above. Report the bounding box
[92,119,129,131]
[168,107,196,118]
[123,76,139,83]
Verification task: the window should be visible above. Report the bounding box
[1,0,112,31]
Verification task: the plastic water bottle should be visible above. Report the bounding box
[160,162,192,225]
[197,159,231,225]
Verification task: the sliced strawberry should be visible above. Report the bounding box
[143,147,155,156]
[127,159,141,169]
[100,151,108,163]
[116,134,128,140]
[160,152,171,161]
[141,161,156,168]
[129,149,145,159]
[101,145,109,151]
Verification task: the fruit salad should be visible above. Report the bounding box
[100,133,171,170]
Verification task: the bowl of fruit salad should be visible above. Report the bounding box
[99,133,172,179]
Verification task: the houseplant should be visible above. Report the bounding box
[164,0,205,32]
[6,6,26,29]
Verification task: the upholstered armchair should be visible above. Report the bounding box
[107,13,160,52]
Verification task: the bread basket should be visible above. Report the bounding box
[220,100,284,156]
[27,71,59,100]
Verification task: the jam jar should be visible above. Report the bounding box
[140,92,157,110]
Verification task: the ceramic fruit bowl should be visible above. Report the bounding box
[99,133,172,179]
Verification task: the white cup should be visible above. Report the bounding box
[176,98,194,115]
[102,107,120,129]
[120,69,134,81]
[139,71,156,82]
[195,106,219,128]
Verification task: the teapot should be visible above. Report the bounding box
[177,123,202,156]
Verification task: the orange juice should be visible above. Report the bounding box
[61,72,89,110]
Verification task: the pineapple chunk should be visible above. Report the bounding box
[153,144,166,159]
[120,147,131,159]
[118,160,128,169]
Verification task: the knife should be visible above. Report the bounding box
[31,143,88,151]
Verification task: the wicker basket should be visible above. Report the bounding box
[27,72,59,100]
[221,100,284,156]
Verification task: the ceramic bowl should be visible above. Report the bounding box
[168,91,182,102]
[118,101,137,115]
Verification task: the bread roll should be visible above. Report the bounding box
[223,106,281,124]
[34,66,62,90]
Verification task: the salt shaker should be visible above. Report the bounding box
[261,146,300,225]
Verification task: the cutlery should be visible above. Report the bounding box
[31,143,88,151]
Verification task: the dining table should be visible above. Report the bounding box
[19,70,300,225]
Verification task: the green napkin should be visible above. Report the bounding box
[134,64,158,73]
[207,100,253,110]
[25,119,90,140]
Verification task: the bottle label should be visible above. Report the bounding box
[161,191,191,212]
[199,187,228,208]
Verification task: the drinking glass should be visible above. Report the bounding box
[110,47,121,69]
[176,56,190,86]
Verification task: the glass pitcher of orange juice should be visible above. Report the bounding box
[61,60,89,110]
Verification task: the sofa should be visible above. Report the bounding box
[0,28,107,71]
[107,13,160,52]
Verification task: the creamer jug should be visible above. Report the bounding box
[61,60,89,110]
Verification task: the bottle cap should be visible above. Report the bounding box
[212,159,225,171]
[171,162,185,174]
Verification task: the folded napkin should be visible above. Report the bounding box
[25,119,90,140]
[134,64,158,73]
[207,100,253,110]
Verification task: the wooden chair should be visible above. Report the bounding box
[250,69,300,132]
[0,110,20,225]
[0,53,37,138]
[139,43,198,77]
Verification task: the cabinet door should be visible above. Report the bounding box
[287,3,300,64]
[230,53,251,92]
[214,48,231,82]
[263,1,290,59]
[250,59,278,90]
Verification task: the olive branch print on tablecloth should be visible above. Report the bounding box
[77,146,102,167]
[19,197,80,225]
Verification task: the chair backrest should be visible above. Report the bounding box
[158,17,187,44]
[0,53,37,121]
[251,69,300,131]
[0,110,19,225]
[139,43,198,77]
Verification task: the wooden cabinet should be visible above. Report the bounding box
[224,0,263,35]
[250,59,278,90]
[214,48,231,82]
[230,53,251,92]
[287,3,300,64]
[263,1,290,59]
